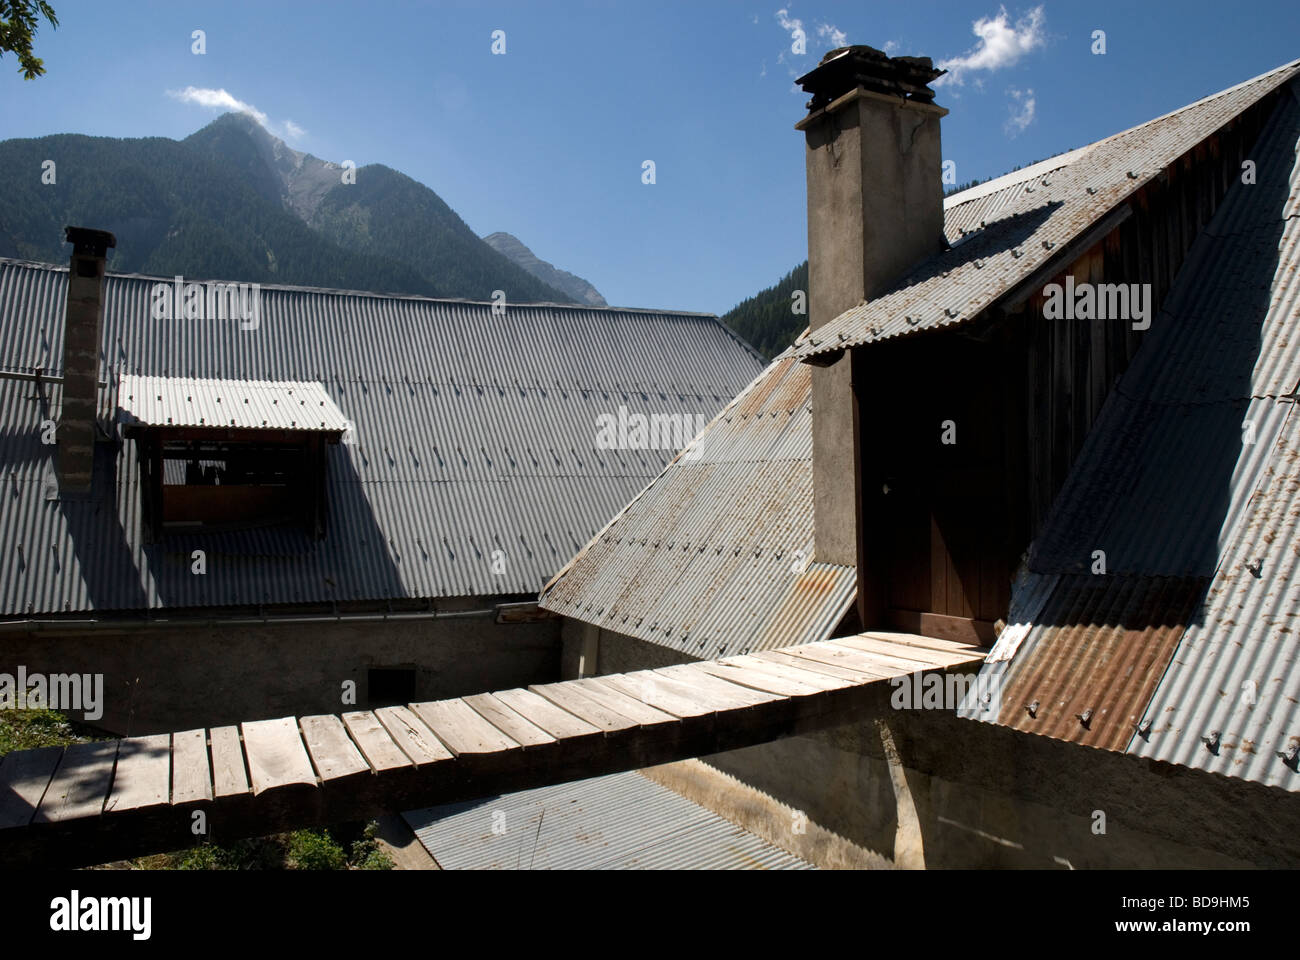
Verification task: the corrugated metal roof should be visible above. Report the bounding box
[792,57,1300,359]
[976,77,1300,790]
[118,375,349,432]
[0,263,764,614]
[539,356,856,658]
[987,574,1208,751]
[1028,395,1291,577]
[1130,407,1300,789]
[403,769,814,869]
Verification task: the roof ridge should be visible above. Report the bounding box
[0,256,721,320]
[942,57,1300,213]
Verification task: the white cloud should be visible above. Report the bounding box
[883,40,901,55]
[167,86,306,141]
[776,8,803,38]
[168,86,267,126]
[935,5,1046,87]
[817,22,847,47]
[1005,87,1036,135]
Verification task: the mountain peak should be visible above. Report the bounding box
[186,113,340,221]
[482,232,607,307]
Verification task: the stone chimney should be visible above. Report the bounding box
[59,226,115,495]
[795,47,946,569]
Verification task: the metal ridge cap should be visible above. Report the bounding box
[0,256,722,319]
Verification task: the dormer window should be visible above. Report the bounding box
[117,376,348,541]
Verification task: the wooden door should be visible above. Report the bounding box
[860,336,1009,644]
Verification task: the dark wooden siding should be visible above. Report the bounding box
[1000,99,1271,558]
[854,92,1276,631]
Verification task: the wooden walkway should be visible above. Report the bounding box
[0,633,984,867]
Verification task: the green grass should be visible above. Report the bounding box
[0,706,105,756]
[122,823,393,871]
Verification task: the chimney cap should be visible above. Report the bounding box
[64,226,117,258]
[797,45,945,112]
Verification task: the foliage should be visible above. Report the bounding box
[284,829,348,870]
[0,0,58,80]
[0,706,101,756]
[116,822,393,871]
[720,261,809,359]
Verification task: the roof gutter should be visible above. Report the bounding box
[0,605,519,636]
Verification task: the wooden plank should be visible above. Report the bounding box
[171,728,213,804]
[831,634,982,668]
[342,711,412,772]
[857,630,986,655]
[804,641,925,679]
[0,746,63,828]
[823,637,971,674]
[209,726,250,798]
[410,699,521,757]
[568,678,679,726]
[490,688,602,740]
[374,706,453,766]
[529,681,641,732]
[596,674,715,719]
[240,717,317,796]
[300,715,370,781]
[719,654,855,691]
[780,643,902,681]
[463,693,557,747]
[34,741,119,823]
[654,664,784,707]
[728,650,857,686]
[612,669,742,715]
[696,659,825,697]
[753,649,880,683]
[105,734,171,813]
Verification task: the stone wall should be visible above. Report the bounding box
[3,603,561,734]
[574,621,1300,869]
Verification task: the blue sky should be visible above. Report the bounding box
[3,1,1299,314]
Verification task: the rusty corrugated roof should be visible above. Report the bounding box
[976,77,1300,790]
[539,356,856,658]
[1130,410,1300,789]
[988,575,1208,751]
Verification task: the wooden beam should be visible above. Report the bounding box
[0,639,978,868]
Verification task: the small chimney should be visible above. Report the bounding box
[59,226,115,495]
[795,47,946,567]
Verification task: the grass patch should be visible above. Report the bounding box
[0,706,106,756]
[103,822,393,871]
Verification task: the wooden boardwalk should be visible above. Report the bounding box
[0,633,984,867]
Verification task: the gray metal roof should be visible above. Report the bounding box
[792,57,1300,359]
[0,262,764,614]
[403,769,814,869]
[117,375,349,432]
[538,355,856,659]
[976,79,1300,791]
[1130,411,1300,788]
